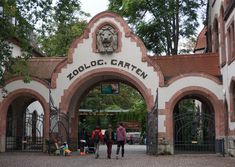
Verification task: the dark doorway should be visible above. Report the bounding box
[173,96,215,153]
[6,100,44,152]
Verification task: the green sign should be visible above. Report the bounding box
[101,83,119,94]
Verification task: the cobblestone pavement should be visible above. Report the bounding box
[0,145,235,167]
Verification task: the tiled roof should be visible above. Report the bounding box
[194,26,207,52]
[27,57,66,80]
[149,53,221,81]
[27,53,220,83]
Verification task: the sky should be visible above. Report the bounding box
[79,0,204,53]
[79,0,204,33]
[80,0,109,20]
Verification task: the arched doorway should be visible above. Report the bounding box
[173,94,215,153]
[59,68,154,151]
[6,99,44,152]
[0,88,50,152]
[78,81,147,145]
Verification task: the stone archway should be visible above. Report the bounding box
[60,68,154,113]
[165,86,224,154]
[58,67,154,149]
[0,89,49,152]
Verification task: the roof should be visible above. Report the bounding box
[27,53,220,85]
[149,53,221,82]
[27,57,66,80]
[8,37,46,57]
[194,26,207,53]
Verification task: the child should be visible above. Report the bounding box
[61,142,71,156]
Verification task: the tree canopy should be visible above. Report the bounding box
[0,0,88,85]
[108,0,206,55]
[80,83,147,132]
[37,0,89,56]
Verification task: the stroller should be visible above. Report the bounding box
[86,140,95,154]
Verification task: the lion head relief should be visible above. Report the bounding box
[96,25,118,54]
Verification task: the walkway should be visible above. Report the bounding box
[0,145,235,167]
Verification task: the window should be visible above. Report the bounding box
[233,85,235,116]
[213,19,219,53]
[220,7,226,65]
[227,20,235,63]
[230,79,235,122]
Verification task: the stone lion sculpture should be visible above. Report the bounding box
[96,25,118,54]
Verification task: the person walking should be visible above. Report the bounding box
[79,127,88,154]
[104,124,115,159]
[92,126,103,159]
[116,122,126,159]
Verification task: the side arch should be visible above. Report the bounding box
[3,76,50,89]
[0,88,50,152]
[166,73,222,86]
[164,86,224,148]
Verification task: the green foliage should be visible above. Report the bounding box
[108,0,206,55]
[80,83,147,132]
[37,0,89,57]
[0,0,55,85]
[0,40,13,85]
[38,21,87,56]
[179,36,197,54]
[80,83,145,110]
[0,0,88,85]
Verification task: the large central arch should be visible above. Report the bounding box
[60,68,154,112]
[58,67,154,148]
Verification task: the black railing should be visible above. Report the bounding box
[215,139,225,156]
[6,136,43,152]
[174,141,215,153]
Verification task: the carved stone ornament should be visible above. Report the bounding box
[96,25,118,54]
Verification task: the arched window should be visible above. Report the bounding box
[230,79,235,121]
[213,18,219,53]
[227,20,235,63]
[233,84,235,120]
[220,6,226,65]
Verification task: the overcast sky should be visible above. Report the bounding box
[79,0,203,53]
[80,0,109,20]
[79,0,203,33]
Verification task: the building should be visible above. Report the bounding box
[207,0,235,156]
[0,0,234,156]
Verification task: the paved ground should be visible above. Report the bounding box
[0,145,235,167]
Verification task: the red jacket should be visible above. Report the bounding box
[92,129,103,142]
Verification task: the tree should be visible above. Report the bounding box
[179,36,197,54]
[0,0,88,85]
[37,0,89,56]
[0,0,52,85]
[108,0,206,55]
[38,21,87,57]
[81,83,145,110]
[80,83,147,130]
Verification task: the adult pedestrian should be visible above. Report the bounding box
[91,126,103,159]
[79,127,88,154]
[104,124,115,159]
[116,122,126,159]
